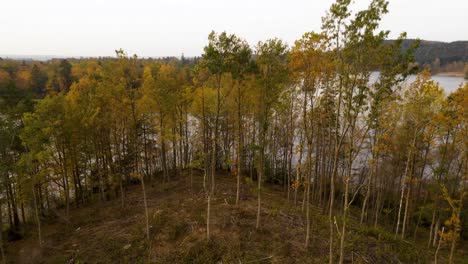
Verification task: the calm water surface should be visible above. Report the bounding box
[371,72,466,94]
[425,75,466,94]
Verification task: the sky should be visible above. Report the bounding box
[1,0,467,57]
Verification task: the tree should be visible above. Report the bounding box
[46,59,73,94]
[395,70,444,239]
[254,38,289,229]
[320,0,418,262]
[200,31,252,238]
[30,64,48,96]
[360,34,419,227]
[290,31,331,247]
[437,83,467,263]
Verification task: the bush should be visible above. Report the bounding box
[355,226,428,263]
[168,221,190,241]
[183,240,225,264]
[151,210,169,234]
[357,226,396,242]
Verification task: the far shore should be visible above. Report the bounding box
[434,71,465,77]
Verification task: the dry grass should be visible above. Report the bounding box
[4,171,465,263]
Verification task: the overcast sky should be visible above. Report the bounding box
[1,0,466,57]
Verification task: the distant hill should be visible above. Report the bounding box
[2,39,467,67]
[0,54,65,61]
[386,39,468,66]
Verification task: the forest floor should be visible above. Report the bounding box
[5,170,467,263]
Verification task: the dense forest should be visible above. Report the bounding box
[0,0,467,263]
[385,39,468,76]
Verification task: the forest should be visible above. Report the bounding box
[387,39,467,74]
[0,0,467,263]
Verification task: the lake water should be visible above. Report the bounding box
[371,72,466,95]
[423,75,466,94]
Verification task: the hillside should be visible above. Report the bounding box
[386,39,468,65]
[5,171,466,264]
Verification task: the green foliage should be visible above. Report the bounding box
[202,31,252,79]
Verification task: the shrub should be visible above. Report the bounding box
[183,240,225,264]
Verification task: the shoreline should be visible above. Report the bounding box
[434,71,465,78]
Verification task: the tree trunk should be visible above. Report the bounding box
[120,178,125,208]
[236,81,243,206]
[256,139,264,229]
[206,194,211,239]
[0,203,6,264]
[140,173,150,240]
[32,186,42,247]
[329,146,339,264]
[396,134,415,237]
[413,191,428,241]
[433,218,440,247]
[339,163,351,264]
[361,152,378,225]
[434,227,444,264]
[305,156,312,248]
[160,117,168,182]
[401,179,411,239]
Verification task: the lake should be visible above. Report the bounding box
[371,72,466,95]
[423,74,466,94]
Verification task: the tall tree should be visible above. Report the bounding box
[254,38,289,229]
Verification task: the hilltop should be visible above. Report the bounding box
[385,39,468,65]
[5,171,465,264]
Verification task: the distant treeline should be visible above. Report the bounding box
[0,56,201,99]
[386,39,468,76]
